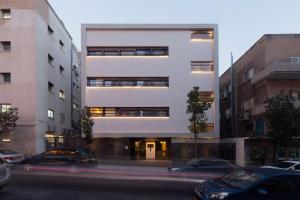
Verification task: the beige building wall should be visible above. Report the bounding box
[0,0,78,154]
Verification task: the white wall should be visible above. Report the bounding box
[82,25,219,139]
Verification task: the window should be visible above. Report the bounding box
[191,61,213,72]
[0,9,11,19]
[73,103,80,111]
[0,41,11,51]
[199,92,214,102]
[0,73,11,83]
[48,25,54,35]
[244,68,254,81]
[88,107,169,117]
[60,113,65,123]
[59,65,64,75]
[294,164,300,170]
[59,90,65,100]
[48,54,54,66]
[59,40,64,50]
[259,176,294,194]
[291,91,300,101]
[191,30,213,40]
[48,109,54,119]
[87,77,169,87]
[87,47,168,56]
[0,104,11,113]
[48,82,54,92]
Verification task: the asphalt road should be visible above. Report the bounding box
[0,173,197,200]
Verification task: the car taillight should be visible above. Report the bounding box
[4,156,13,160]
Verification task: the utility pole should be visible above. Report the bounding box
[230,52,235,137]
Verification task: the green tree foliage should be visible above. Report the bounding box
[186,87,213,157]
[265,93,300,161]
[80,106,94,145]
[0,107,19,135]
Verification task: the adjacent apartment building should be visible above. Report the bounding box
[0,0,80,154]
[220,34,300,166]
[82,24,219,160]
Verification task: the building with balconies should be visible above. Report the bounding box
[81,24,219,160]
[220,34,300,166]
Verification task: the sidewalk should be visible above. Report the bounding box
[96,159,184,167]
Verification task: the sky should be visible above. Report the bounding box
[49,0,300,75]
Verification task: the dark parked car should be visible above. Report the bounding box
[193,168,300,200]
[22,148,97,167]
[168,158,235,176]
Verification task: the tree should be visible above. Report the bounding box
[186,87,213,157]
[0,107,19,137]
[265,93,300,161]
[80,106,94,145]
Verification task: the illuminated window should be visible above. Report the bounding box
[0,9,11,19]
[199,92,214,103]
[89,107,104,117]
[0,104,11,113]
[59,90,65,100]
[48,109,54,119]
[191,30,213,40]
[191,61,213,72]
[88,107,169,117]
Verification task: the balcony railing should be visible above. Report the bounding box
[252,59,300,85]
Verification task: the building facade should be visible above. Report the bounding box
[220,34,300,166]
[0,0,80,154]
[82,24,219,160]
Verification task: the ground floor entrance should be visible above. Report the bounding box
[131,138,171,160]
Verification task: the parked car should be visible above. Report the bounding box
[261,161,300,171]
[0,149,25,164]
[168,158,235,176]
[22,148,97,167]
[0,158,10,190]
[193,168,300,200]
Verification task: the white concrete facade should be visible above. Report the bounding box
[0,0,79,154]
[81,24,219,158]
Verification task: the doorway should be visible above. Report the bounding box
[146,142,155,160]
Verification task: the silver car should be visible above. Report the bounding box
[0,149,25,164]
[0,158,10,190]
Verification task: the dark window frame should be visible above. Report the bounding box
[87,46,169,57]
[87,77,169,87]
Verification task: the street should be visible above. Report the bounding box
[0,171,197,200]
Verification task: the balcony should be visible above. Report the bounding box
[252,59,300,85]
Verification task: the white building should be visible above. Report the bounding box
[0,0,80,154]
[81,24,219,160]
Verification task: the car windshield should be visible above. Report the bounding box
[273,162,295,169]
[220,170,265,189]
[0,150,18,155]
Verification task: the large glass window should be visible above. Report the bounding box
[191,61,213,72]
[87,77,169,87]
[87,47,168,56]
[88,107,169,117]
[0,9,11,19]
